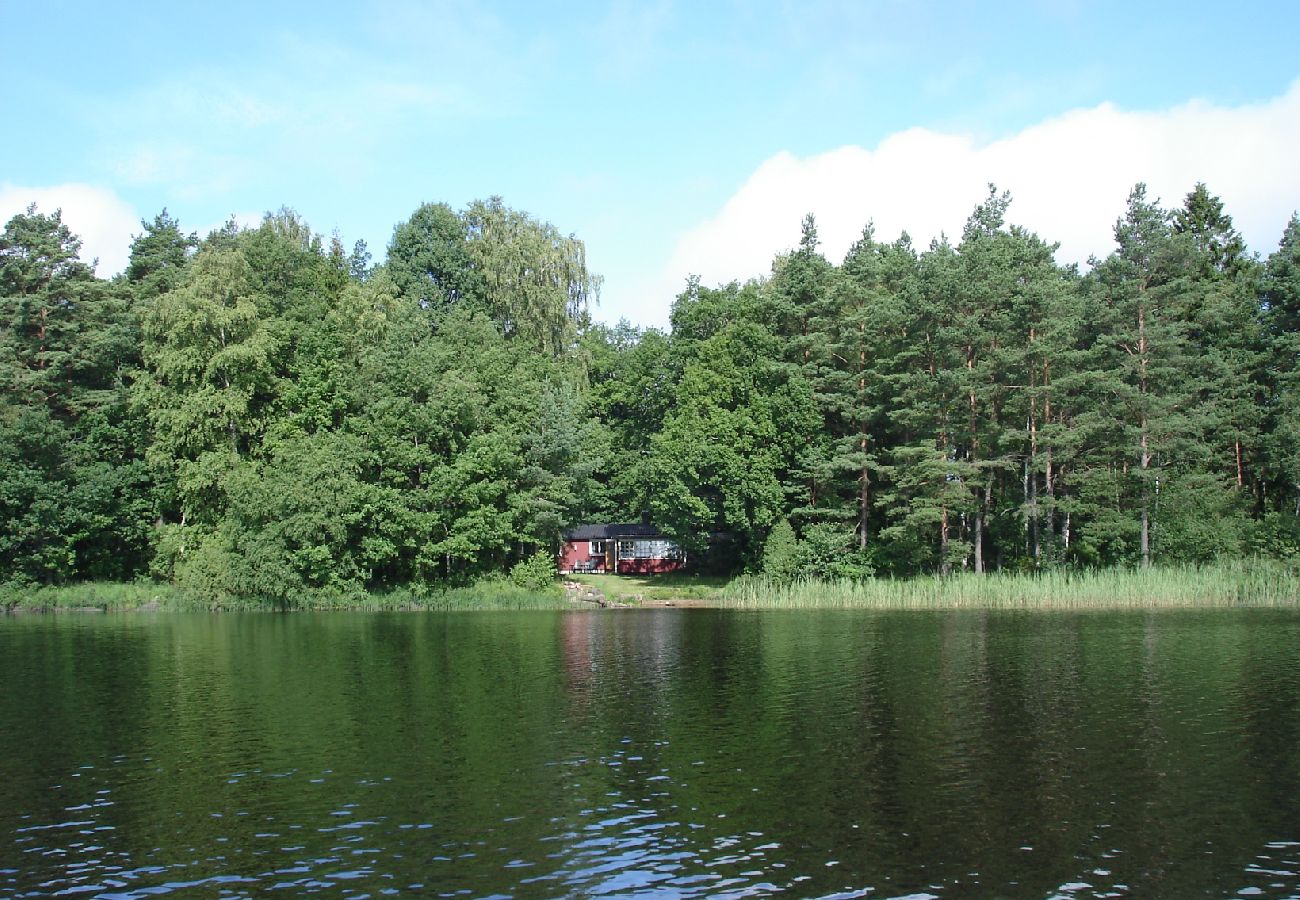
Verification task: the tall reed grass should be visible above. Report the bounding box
[7,561,1293,614]
[716,560,1300,610]
[0,581,201,612]
[1,579,567,613]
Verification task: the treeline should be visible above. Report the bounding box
[1,184,1297,601]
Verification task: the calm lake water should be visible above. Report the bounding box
[0,608,1297,899]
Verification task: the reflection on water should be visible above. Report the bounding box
[0,608,1297,898]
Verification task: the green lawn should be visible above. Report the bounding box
[568,573,732,605]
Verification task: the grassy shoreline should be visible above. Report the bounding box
[0,580,569,614]
[717,561,1300,609]
[3,561,1296,613]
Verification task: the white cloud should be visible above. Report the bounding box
[0,185,276,282]
[0,183,141,277]
[641,81,1300,328]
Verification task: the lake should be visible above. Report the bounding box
[0,609,1297,898]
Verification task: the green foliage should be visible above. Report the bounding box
[795,522,875,579]
[1,207,155,584]
[510,551,558,591]
[645,319,819,563]
[127,209,197,298]
[761,518,799,580]
[385,197,599,355]
[385,201,480,309]
[1,205,97,410]
[464,197,600,355]
[3,183,1297,596]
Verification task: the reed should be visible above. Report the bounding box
[1,581,202,612]
[715,560,1300,610]
[1,579,568,613]
[8,562,1293,614]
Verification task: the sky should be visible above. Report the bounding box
[3,0,1299,329]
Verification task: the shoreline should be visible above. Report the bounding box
[4,561,1297,614]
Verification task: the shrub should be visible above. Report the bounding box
[510,551,558,591]
[762,519,799,580]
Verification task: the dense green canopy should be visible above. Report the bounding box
[2,187,1297,602]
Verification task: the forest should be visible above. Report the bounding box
[1,183,1298,604]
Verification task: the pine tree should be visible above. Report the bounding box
[1083,185,1203,566]
[127,209,197,299]
[764,214,838,519]
[1261,214,1300,528]
[830,225,914,555]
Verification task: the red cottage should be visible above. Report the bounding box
[558,523,686,575]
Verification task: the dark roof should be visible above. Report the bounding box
[563,523,667,540]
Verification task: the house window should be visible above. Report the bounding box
[617,539,680,559]
[590,540,606,555]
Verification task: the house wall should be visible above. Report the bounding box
[558,541,606,574]
[615,556,686,575]
[558,534,688,575]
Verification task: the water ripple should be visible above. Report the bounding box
[1,609,1297,898]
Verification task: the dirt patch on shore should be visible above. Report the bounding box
[636,597,714,608]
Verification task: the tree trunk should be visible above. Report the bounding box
[1029,408,1041,565]
[1022,448,1030,554]
[940,506,951,576]
[858,337,869,551]
[859,472,870,552]
[1138,300,1151,570]
[1140,422,1151,569]
[1044,361,1055,541]
[974,479,992,574]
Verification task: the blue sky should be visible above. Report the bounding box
[4,0,1299,327]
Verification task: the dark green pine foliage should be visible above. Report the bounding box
[1,206,96,411]
[1260,214,1300,544]
[830,225,913,559]
[764,214,838,521]
[950,188,1020,573]
[127,209,198,299]
[971,200,1076,570]
[1081,185,1222,566]
[0,207,154,582]
[1172,185,1266,513]
[878,234,969,574]
[1012,238,1083,570]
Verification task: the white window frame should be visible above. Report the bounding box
[616,538,680,560]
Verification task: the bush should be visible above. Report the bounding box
[762,519,799,580]
[510,551,557,591]
[796,522,875,579]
